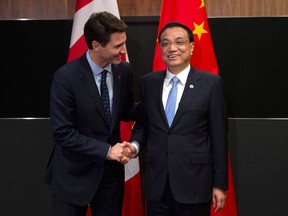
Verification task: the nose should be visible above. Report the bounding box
[168,42,178,51]
[120,43,127,54]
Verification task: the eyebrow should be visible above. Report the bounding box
[161,36,186,41]
[114,41,125,48]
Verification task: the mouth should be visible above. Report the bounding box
[167,54,178,60]
[114,55,122,61]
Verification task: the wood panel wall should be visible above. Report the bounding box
[1,0,288,19]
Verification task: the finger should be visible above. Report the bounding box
[214,206,221,213]
[121,148,129,158]
[212,195,216,207]
[124,148,131,157]
[120,157,129,164]
[120,141,129,147]
[214,200,225,213]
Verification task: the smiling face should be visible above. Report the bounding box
[159,27,194,75]
[91,31,127,67]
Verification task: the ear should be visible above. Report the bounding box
[92,40,101,51]
[190,42,195,55]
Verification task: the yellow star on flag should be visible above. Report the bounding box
[200,0,205,8]
[193,21,208,40]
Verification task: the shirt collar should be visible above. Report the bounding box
[164,65,191,86]
[86,50,112,76]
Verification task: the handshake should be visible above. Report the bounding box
[107,141,137,164]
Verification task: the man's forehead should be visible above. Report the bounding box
[161,28,188,39]
[107,32,126,44]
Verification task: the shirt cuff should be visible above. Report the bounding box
[131,141,140,155]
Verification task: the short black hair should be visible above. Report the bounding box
[157,22,194,43]
[84,11,128,49]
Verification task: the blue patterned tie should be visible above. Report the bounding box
[165,76,179,127]
[100,70,111,126]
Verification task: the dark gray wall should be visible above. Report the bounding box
[228,119,288,216]
[1,119,288,216]
[0,119,53,215]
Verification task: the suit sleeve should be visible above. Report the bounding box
[209,76,229,190]
[130,77,148,150]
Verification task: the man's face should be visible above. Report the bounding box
[160,27,194,74]
[99,32,127,66]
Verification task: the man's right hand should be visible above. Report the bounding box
[107,142,130,164]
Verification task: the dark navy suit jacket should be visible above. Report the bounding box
[45,53,139,205]
[132,66,228,203]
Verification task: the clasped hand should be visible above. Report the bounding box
[107,141,137,164]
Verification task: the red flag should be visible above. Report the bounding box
[68,1,144,216]
[153,0,238,215]
[120,121,144,216]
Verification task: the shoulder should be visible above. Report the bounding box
[192,68,223,87]
[115,61,132,71]
[142,70,165,81]
[194,68,221,81]
[119,61,131,68]
[56,54,85,73]
[53,54,87,82]
[112,61,132,76]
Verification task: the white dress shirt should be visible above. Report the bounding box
[162,65,190,114]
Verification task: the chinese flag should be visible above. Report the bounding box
[153,0,238,215]
[68,1,144,216]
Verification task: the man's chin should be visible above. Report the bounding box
[112,58,122,65]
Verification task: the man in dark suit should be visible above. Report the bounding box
[130,22,228,216]
[45,11,139,216]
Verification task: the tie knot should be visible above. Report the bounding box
[171,76,179,84]
[101,70,108,78]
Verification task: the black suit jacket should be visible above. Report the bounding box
[45,53,139,205]
[132,66,228,204]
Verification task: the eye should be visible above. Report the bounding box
[160,41,169,48]
[175,40,186,46]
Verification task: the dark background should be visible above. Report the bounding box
[1,17,288,118]
[1,17,288,216]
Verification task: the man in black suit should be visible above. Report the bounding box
[131,22,228,216]
[45,11,139,216]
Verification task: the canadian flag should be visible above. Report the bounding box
[68,1,144,216]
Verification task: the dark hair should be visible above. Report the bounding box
[84,11,128,49]
[157,22,194,43]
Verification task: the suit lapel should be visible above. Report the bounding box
[79,56,108,127]
[153,71,169,127]
[171,67,202,127]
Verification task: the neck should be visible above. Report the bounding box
[168,64,189,75]
[88,50,108,68]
